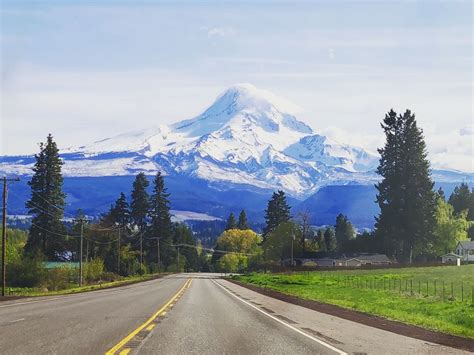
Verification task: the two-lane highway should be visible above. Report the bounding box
[0,273,470,354]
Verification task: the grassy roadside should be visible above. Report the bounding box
[3,273,170,298]
[234,265,474,339]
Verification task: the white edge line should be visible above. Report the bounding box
[213,280,347,355]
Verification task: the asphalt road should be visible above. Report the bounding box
[0,273,470,355]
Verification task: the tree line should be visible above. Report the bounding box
[21,134,203,278]
[213,109,473,270]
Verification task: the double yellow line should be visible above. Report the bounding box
[106,278,192,355]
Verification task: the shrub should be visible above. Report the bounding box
[7,256,47,288]
[83,258,105,283]
[46,266,72,290]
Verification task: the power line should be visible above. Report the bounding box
[171,243,258,256]
[9,191,59,219]
[30,222,119,245]
[30,190,67,213]
[31,222,71,238]
[29,190,76,219]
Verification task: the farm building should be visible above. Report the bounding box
[455,240,474,262]
[440,252,462,264]
[292,252,393,267]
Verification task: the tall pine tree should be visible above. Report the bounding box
[263,190,291,240]
[110,192,131,228]
[375,109,435,262]
[237,209,249,230]
[449,183,474,220]
[130,173,150,231]
[225,212,237,230]
[323,228,337,252]
[335,214,355,251]
[25,134,67,260]
[149,172,174,269]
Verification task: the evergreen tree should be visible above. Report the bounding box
[437,187,446,201]
[334,214,355,251]
[149,172,174,269]
[263,190,291,240]
[25,134,67,260]
[316,229,326,252]
[375,109,435,262]
[237,210,249,230]
[130,173,150,232]
[225,212,237,230]
[449,183,473,220]
[110,192,131,228]
[323,228,337,252]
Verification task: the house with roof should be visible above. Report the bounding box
[455,240,474,262]
[291,252,393,267]
[440,252,462,264]
[339,254,393,267]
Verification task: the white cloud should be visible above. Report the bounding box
[460,124,474,136]
[206,26,236,38]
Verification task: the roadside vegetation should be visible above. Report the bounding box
[5,273,163,297]
[235,265,474,339]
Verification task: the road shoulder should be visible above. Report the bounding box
[224,279,473,354]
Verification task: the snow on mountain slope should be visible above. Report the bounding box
[284,134,378,172]
[1,84,383,197]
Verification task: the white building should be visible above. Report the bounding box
[455,240,474,262]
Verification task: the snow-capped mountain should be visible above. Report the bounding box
[1,83,444,198]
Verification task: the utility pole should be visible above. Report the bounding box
[140,231,143,265]
[2,177,20,297]
[290,233,295,267]
[157,236,161,273]
[79,218,84,287]
[177,246,180,273]
[117,228,121,275]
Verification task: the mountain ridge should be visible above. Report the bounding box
[1,84,472,199]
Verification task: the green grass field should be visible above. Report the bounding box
[235,265,474,339]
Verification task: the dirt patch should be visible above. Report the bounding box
[228,279,474,352]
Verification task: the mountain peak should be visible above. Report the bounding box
[172,83,310,137]
[218,83,301,115]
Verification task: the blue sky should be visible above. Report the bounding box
[1,0,472,171]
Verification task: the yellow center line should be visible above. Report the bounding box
[105,278,191,355]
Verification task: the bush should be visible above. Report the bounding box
[137,263,147,275]
[83,258,105,283]
[7,256,47,288]
[46,266,72,290]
